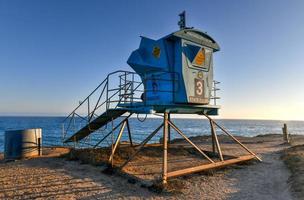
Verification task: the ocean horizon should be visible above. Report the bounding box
[1,116,304,153]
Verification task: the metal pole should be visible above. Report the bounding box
[204,114,262,162]
[38,138,41,156]
[109,121,127,163]
[126,119,133,147]
[124,72,127,103]
[111,117,114,167]
[210,119,223,161]
[119,74,122,101]
[214,81,216,105]
[144,74,147,106]
[168,113,171,144]
[210,118,216,153]
[87,98,90,123]
[163,112,169,184]
[120,123,163,169]
[93,114,132,148]
[168,120,214,163]
[89,82,107,121]
[106,79,109,111]
[131,73,134,105]
[62,123,65,144]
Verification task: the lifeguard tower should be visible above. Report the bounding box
[62,12,260,185]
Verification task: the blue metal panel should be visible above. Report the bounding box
[128,36,178,106]
[127,37,169,74]
[4,129,42,159]
[145,72,175,105]
[172,39,188,103]
[4,131,22,159]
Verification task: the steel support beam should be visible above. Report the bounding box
[168,120,214,163]
[108,121,127,163]
[162,112,169,184]
[120,123,164,169]
[204,114,262,162]
[210,119,223,161]
[126,119,133,147]
[93,114,132,148]
[167,155,255,178]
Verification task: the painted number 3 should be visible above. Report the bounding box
[195,79,204,96]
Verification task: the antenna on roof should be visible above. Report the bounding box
[178,11,186,30]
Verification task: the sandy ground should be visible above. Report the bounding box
[281,144,304,199]
[1,134,303,200]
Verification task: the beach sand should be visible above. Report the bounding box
[1,134,304,200]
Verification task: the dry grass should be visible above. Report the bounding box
[282,144,304,199]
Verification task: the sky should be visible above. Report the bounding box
[0,0,304,120]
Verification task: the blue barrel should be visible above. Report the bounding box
[4,128,42,159]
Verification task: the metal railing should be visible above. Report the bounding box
[211,80,220,105]
[62,70,219,143]
[62,70,143,142]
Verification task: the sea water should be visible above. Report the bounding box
[0,116,303,152]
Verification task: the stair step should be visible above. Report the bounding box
[64,109,127,143]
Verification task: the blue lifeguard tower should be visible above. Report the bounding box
[62,12,260,184]
[126,20,220,115]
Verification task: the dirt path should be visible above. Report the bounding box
[227,152,293,200]
[0,135,302,199]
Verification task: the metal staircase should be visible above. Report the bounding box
[64,109,127,143]
[62,70,143,144]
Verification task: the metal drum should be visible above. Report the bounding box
[4,128,42,159]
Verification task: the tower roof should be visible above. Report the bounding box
[166,28,220,52]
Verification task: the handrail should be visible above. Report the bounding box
[63,78,107,121]
[211,80,220,105]
[63,70,137,122]
[62,70,143,142]
[62,70,185,144]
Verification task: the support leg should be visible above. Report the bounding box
[204,114,262,162]
[94,114,132,148]
[73,136,77,148]
[168,120,214,163]
[210,120,216,153]
[120,123,163,169]
[126,119,133,147]
[108,121,127,163]
[168,113,171,144]
[210,119,223,161]
[111,117,114,167]
[163,112,169,185]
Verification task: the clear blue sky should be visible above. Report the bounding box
[0,0,304,120]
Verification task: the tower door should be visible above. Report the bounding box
[182,40,212,104]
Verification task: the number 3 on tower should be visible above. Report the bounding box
[195,79,204,97]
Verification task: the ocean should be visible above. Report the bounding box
[0,116,304,153]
